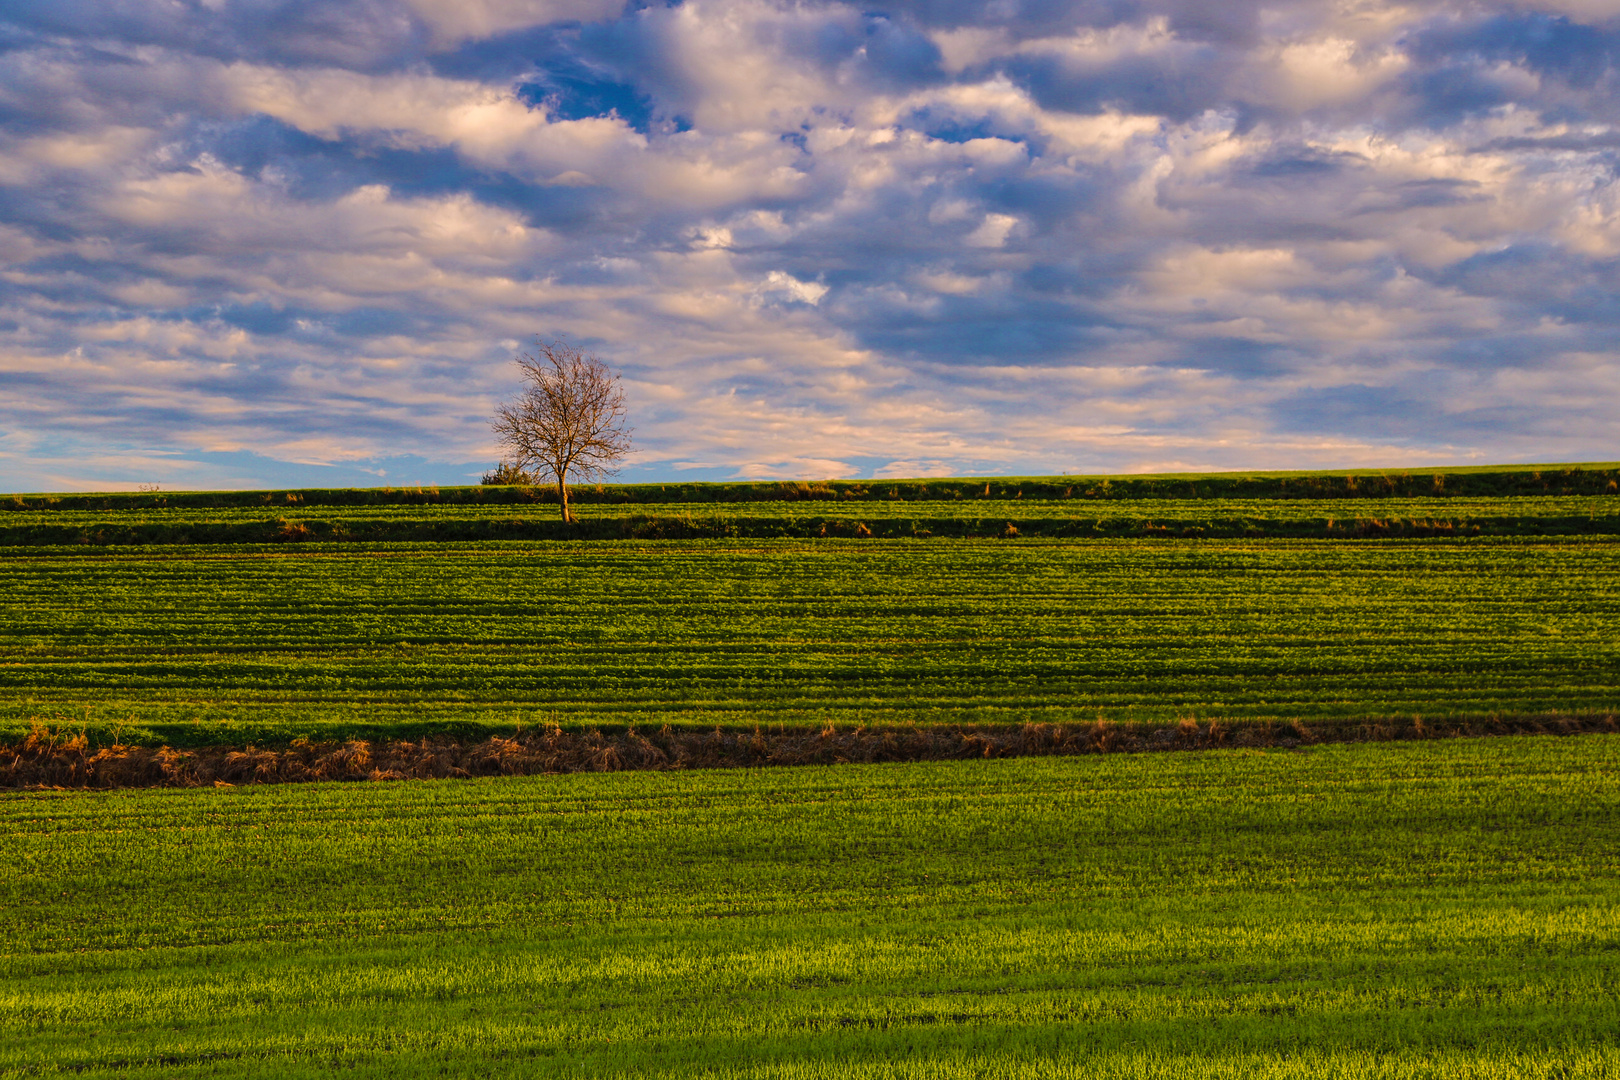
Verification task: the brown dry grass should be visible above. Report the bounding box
[2,713,1615,790]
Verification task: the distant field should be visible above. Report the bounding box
[4,494,1618,532]
[4,473,1619,543]
[2,538,1615,746]
[3,738,1616,1077]
[8,461,1620,510]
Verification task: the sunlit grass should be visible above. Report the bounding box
[3,737,1617,1076]
[1,538,1616,745]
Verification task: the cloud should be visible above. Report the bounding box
[759,271,829,305]
[402,0,628,47]
[0,0,1616,491]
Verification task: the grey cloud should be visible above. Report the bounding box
[865,0,1266,40]
[857,1,1137,35]
[1003,46,1238,123]
[1435,246,1620,328]
[1409,13,1620,90]
[1395,13,1620,129]
[1,0,434,69]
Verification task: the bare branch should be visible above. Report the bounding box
[490,338,633,522]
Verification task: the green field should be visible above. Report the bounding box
[3,494,1619,544]
[8,462,1620,512]
[4,472,1619,1076]
[3,737,1617,1077]
[13,495,1620,525]
[4,464,1618,544]
[2,538,1616,746]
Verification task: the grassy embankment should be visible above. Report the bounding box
[3,463,1619,542]
[4,737,1618,1078]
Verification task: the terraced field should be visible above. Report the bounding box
[4,494,1618,525]
[3,495,1618,543]
[4,737,1617,1077]
[6,464,1618,543]
[4,472,1618,1077]
[2,538,1615,745]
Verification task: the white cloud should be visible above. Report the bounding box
[728,458,856,479]
[873,459,960,479]
[0,0,1616,488]
[759,271,829,305]
[965,213,1020,248]
[400,0,628,45]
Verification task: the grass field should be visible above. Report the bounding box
[2,538,1617,746]
[8,461,1619,512]
[3,494,1618,544]
[3,736,1617,1077]
[11,494,1620,524]
[3,472,1617,1075]
[4,464,1618,544]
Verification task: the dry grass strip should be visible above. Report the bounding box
[3,713,1615,790]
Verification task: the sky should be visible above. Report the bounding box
[0,0,1616,490]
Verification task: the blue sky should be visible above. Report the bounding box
[0,0,1616,490]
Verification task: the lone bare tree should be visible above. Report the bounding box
[491,338,632,522]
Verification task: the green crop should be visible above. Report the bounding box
[4,480,1615,1077]
[3,468,1617,545]
[2,737,1617,1077]
[4,495,1618,526]
[0,538,1616,746]
[3,494,1618,544]
[4,461,1619,513]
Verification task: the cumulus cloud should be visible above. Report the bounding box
[0,0,1616,489]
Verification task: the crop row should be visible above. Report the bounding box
[6,462,1619,512]
[7,495,1619,524]
[3,739,1617,1075]
[3,495,1619,546]
[2,538,1614,744]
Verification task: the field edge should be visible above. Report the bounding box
[5,711,1615,789]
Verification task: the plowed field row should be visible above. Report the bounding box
[3,538,1615,745]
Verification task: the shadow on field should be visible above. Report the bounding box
[2,713,1615,789]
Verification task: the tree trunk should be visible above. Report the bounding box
[557,476,572,523]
